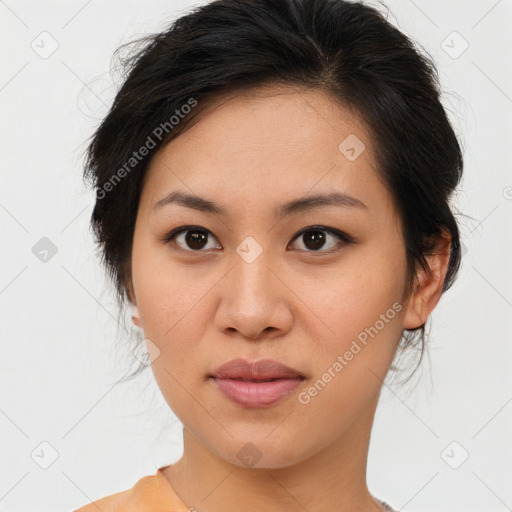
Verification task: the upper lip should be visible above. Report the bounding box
[210,358,305,380]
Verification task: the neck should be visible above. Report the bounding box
[163,393,383,512]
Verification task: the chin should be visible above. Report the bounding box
[215,435,313,470]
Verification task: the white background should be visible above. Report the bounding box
[1,1,511,511]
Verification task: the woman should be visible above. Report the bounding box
[75,0,463,510]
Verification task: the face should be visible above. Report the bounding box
[129,85,414,468]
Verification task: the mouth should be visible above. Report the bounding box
[209,358,306,408]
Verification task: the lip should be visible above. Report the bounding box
[209,358,305,408]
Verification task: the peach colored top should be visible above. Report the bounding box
[74,466,397,511]
[73,467,189,512]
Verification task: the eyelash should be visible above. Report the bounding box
[160,225,354,255]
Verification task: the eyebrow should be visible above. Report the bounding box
[152,190,367,217]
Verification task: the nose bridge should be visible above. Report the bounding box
[231,234,275,303]
[215,234,292,339]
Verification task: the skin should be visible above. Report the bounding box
[128,84,451,512]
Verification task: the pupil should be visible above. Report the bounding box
[304,231,325,250]
[186,230,208,250]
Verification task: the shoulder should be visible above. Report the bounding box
[73,475,157,512]
[74,468,188,512]
[73,485,130,512]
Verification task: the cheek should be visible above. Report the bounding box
[297,258,404,336]
[131,234,203,335]
[130,238,225,396]
[293,273,404,429]
[292,246,406,375]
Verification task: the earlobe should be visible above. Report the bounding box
[403,232,452,330]
[403,296,424,330]
[125,277,141,327]
[131,304,141,327]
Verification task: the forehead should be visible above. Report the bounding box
[140,84,394,223]
[156,84,374,163]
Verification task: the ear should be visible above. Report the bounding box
[125,277,142,328]
[403,230,452,330]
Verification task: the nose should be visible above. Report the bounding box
[214,247,294,341]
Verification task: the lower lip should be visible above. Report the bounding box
[211,377,304,407]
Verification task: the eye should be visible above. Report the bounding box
[288,225,353,253]
[163,225,221,252]
[161,225,353,254]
